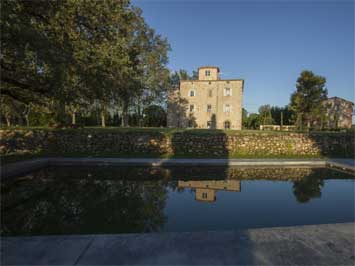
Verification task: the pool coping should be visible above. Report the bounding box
[1,157,354,180]
[2,223,354,265]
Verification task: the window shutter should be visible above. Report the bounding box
[230,88,232,96]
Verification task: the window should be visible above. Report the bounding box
[189,104,195,112]
[207,104,212,112]
[224,104,231,113]
[189,90,195,97]
[224,88,231,96]
[205,70,210,76]
[202,192,208,199]
[224,121,231,129]
[208,90,213,97]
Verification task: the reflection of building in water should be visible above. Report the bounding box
[178,180,241,202]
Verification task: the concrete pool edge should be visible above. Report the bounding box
[2,222,354,265]
[1,157,354,179]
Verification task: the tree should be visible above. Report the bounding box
[191,70,198,80]
[1,0,170,127]
[166,69,200,128]
[143,105,166,127]
[258,105,273,125]
[290,71,327,130]
[243,113,260,129]
[270,105,295,126]
[242,108,248,129]
[169,69,196,88]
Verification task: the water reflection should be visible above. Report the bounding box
[178,180,241,202]
[293,175,324,203]
[1,166,354,236]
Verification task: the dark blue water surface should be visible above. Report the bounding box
[1,166,354,236]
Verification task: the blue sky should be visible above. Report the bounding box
[133,0,354,113]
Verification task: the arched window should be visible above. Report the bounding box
[189,90,195,97]
[224,120,231,129]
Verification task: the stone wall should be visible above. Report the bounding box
[170,131,354,157]
[0,129,354,157]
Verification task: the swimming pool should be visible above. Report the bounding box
[1,166,354,236]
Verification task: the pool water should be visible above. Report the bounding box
[1,166,354,236]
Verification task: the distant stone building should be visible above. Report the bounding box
[323,97,354,129]
[167,66,244,130]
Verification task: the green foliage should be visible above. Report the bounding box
[1,0,170,127]
[169,69,197,88]
[270,105,295,125]
[242,108,248,128]
[258,105,274,125]
[143,105,167,127]
[290,70,328,129]
[243,113,261,130]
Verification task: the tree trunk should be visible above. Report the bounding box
[122,102,129,127]
[55,100,66,125]
[5,116,11,127]
[25,115,29,127]
[280,111,283,131]
[297,113,302,130]
[137,104,142,127]
[101,110,106,128]
[72,112,76,125]
[307,120,311,130]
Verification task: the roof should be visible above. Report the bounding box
[180,79,244,82]
[326,97,354,105]
[198,66,220,72]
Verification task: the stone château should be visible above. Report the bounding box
[167,66,244,130]
[323,97,354,129]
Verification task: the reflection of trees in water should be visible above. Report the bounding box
[2,166,353,236]
[292,168,354,203]
[292,176,324,203]
[2,173,168,236]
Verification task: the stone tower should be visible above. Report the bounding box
[167,66,244,130]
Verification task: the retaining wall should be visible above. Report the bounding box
[0,129,354,157]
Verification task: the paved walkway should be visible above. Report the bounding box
[2,223,354,265]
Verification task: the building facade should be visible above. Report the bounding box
[323,97,354,129]
[167,66,244,130]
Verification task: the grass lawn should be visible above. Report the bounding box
[1,126,352,136]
